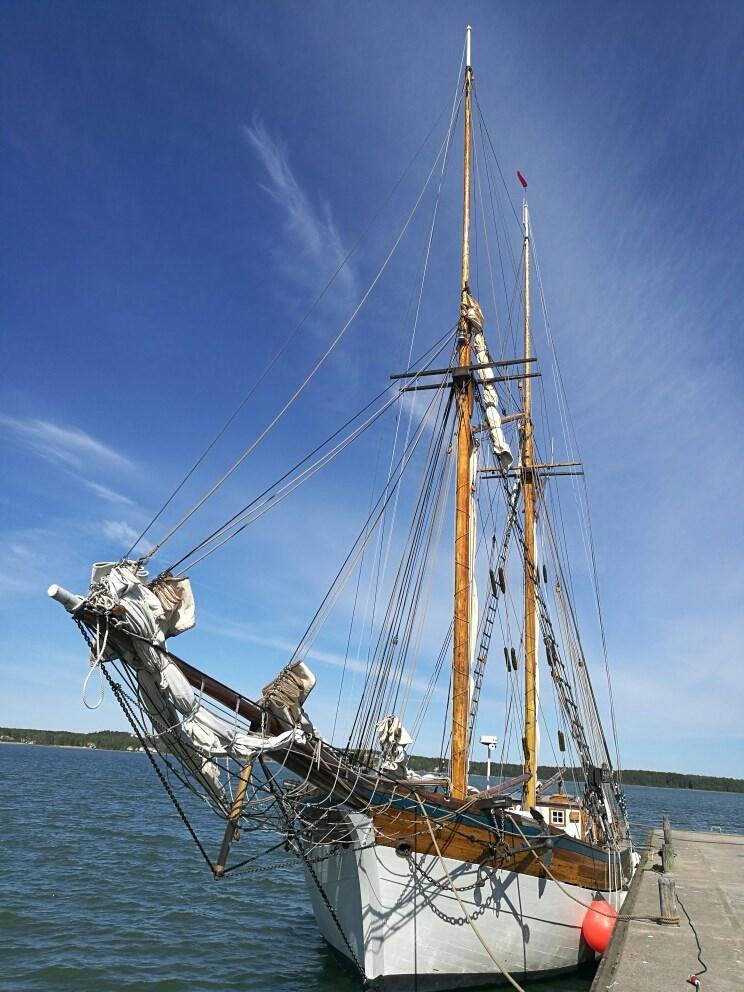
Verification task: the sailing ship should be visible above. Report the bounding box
[50,27,637,990]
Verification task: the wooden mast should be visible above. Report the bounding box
[521,199,538,810]
[451,26,474,801]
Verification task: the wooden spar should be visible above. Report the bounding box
[536,767,566,799]
[214,760,254,878]
[479,459,583,478]
[70,603,501,819]
[401,372,540,392]
[478,772,530,798]
[451,28,474,802]
[522,199,539,810]
[389,357,536,380]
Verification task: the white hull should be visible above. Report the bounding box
[303,814,624,990]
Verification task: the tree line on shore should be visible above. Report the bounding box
[2,727,741,794]
[0,727,137,751]
[408,755,744,793]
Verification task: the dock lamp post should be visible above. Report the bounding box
[480,735,498,786]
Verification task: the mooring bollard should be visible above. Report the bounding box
[661,841,675,872]
[658,874,679,924]
[659,816,675,872]
[662,814,672,847]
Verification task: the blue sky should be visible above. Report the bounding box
[2,2,743,777]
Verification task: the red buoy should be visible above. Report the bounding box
[581,898,617,954]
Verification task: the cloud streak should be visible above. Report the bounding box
[200,613,444,702]
[242,118,357,299]
[102,520,140,546]
[0,413,133,472]
[80,479,135,506]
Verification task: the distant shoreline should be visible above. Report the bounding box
[1,728,742,794]
[409,754,744,794]
[0,740,142,753]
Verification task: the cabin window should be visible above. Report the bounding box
[551,809,565,826]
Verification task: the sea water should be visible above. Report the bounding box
[1,744,742,992]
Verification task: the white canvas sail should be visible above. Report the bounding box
[55,562,311,795]
[464,292,513,472]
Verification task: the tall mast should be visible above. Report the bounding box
[521,200,538,809]
[451,25,473,801]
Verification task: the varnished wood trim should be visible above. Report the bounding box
[372,806,631,891]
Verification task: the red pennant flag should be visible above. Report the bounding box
[517,170,528,189]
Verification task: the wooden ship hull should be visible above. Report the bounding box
[51,558,636,990]
[304,811,631,989]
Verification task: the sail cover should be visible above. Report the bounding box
[464,292,513,472]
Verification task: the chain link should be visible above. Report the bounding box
[408,852,485,894]
[221,840,376,879]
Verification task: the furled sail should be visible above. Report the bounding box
[469,444,479,700]
[464,292,513,471]
[376,715,413,774]
[83,562,310,795]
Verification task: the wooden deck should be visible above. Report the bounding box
[592,827,744,991]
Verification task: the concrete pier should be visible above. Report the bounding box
[592,827,744,991]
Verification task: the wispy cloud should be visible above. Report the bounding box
[242,118,357,299]
[102,520,140,547]
[0,413,132,471]
[200,613,444,702]
[80,479,135,506]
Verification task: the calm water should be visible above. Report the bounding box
[1,745,742,992]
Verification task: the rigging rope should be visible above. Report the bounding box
[285,386,454,685]
[352,85,465,692]
[125,86,466,561]
[465,94,627,827]
[164,327,455,574]
[529,217,624,780]
[345,388,455,755]
[139,109,460,565]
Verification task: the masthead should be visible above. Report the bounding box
[466,25,472,70]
